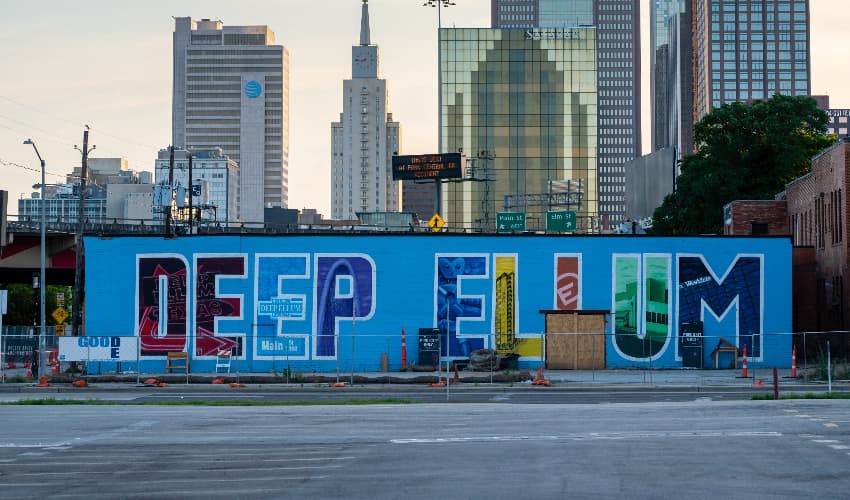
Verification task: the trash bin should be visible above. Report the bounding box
[417,328,440,366]
[680,321,704,369]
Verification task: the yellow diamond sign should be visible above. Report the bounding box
[428,213,445,233]
[52,306,69,324]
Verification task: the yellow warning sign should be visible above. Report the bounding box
[429,213,445,233]
[55,324,66,336]
[52,306,69,324]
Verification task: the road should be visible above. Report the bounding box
[1,399,848,499]
[131,387,756,404]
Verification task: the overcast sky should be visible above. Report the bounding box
[1,0,848,216]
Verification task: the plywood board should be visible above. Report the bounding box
[544,312,606,370]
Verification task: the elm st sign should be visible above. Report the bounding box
[546,210,576,232]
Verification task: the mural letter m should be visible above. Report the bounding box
[677,255,763,358]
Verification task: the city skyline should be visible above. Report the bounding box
[1,0,848,217]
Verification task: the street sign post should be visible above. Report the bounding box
[496,212,526,233]
[52,306,69,325]
[546,210,577,232]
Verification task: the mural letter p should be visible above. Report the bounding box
[314,255,376,358]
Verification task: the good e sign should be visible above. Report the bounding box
[58,336,140,362]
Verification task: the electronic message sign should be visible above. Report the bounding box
[392,153,464,181]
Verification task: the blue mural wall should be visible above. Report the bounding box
[83,234,792,372]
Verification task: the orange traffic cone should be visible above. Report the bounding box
[400,327,408,370]
[791,345,797,378]
[741,344,748,378]
[34,375,50,388]
[533,364,551,386]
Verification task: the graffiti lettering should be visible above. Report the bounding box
[314,255,376,358]
[255,254,311,359]
[555,256,581,310]
[136,256,189,355]
[678,255,762,358]
[612,254,671,362]
[435,255,487,357]
[194,256,245,356]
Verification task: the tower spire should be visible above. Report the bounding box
[360,0,370,46]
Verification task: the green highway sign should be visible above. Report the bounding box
[496,212,526,233]
[546,210,577,232]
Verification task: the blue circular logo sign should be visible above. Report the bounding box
[244,80,262,98]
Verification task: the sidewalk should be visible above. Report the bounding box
[0,367,833,393]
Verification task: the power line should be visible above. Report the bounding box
[0,95,161,151]
[0,112,78,149]
[0,157,66,178]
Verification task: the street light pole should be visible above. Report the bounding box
[424,0,455,216]
[23,138,46,377]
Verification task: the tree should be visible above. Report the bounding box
[651,94,835,235]
[0,284,71,327]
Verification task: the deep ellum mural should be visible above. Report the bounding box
[84,235,792,371]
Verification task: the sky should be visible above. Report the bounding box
[1,0,849,216]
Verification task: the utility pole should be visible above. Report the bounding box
[424,0,455,217]
[72,126,95,337]
[188,152,193,233]
[166,146,174,238]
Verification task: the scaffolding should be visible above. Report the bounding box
[503,179,584,212]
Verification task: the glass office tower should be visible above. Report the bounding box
[491,0,640,226]
[440,28,597,231]
[693,0,811,120]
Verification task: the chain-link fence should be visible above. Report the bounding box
[2,327,848,383]
[0,327,59,381]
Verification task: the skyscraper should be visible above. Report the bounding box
[652,0,693,155]
[491,0,593,28]
[491,0,640,226]
[441,27,598,231]
[331,0,402,220]
[651,1,688,62]
[693,0,811,120]
[172,17,290,224]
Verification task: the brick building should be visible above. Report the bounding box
[785,140,848,331]
[723,200,788,236]
[724,140,850,338]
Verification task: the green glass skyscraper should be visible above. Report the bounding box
[440,28,597,231]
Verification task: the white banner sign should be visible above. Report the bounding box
[59,336,139,362]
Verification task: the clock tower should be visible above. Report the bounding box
[352,0,378,78]
[331,0,402,220]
